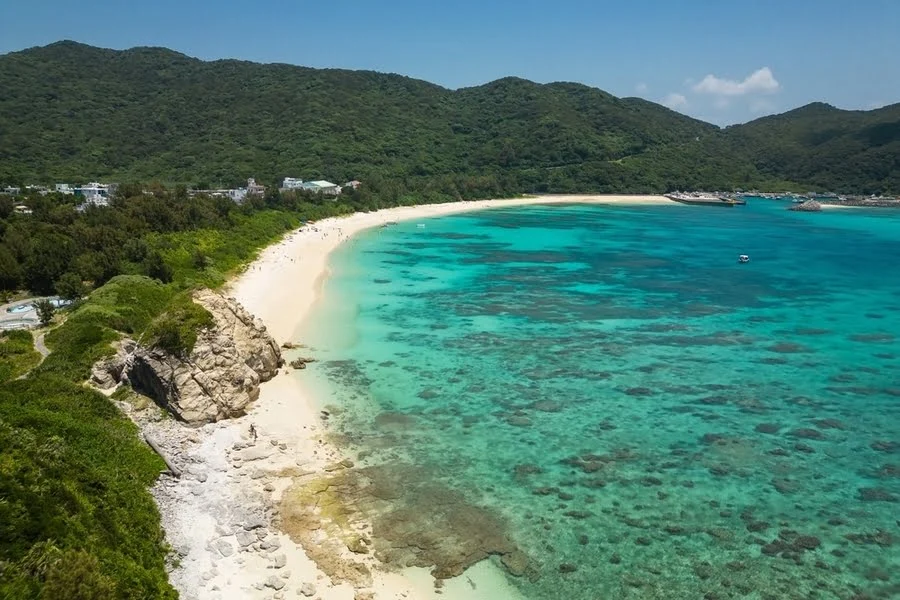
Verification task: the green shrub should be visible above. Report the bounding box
[143,291,214,357]
[0,379,176,599]
[40,550,115,600]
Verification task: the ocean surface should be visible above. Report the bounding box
[299,199,900,599]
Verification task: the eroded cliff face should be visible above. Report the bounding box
[92,290,282,424]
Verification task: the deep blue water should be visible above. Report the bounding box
[301,199,900,599]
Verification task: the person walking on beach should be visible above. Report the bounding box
[249,423,257,442]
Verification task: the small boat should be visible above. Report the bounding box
[738,254,750,264]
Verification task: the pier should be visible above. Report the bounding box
[665,194,746,207]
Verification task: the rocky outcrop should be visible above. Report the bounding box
[789,200,822,212]
[91,290,282,424]
[91,338,137,390]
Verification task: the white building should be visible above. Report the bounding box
[55,184,75,195]
[281,177,304,190]
[301,180,342,196]
[75,182,114,201]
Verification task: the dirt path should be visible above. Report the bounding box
[33,331,50,359]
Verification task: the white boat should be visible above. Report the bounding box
[738,254,750,263]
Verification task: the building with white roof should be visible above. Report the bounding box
[300,180,342,196]
[281,177,305,190]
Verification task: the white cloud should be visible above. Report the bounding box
[692,67,780,96]
[713,97,730,110]
[635,82,648,93]
[662,93,688,110]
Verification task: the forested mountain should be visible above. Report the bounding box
[724,102,900,193]
[0,41,897,193]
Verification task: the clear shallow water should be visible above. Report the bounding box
[301,200,900,599]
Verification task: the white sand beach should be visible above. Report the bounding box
[151,195,674,600]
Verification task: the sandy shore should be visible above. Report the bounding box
[148,195,674,600]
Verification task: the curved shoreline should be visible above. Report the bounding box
[229,195,674,344]
[156,195,673,600]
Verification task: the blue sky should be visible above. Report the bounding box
[1,0,898,125]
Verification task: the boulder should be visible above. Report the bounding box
[789,200,822,212]
[264,575,285,590]
[90,338,136,389]
[123,290,282,424]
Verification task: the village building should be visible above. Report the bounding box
[246,178,265,197]
[280,177,304,191]
[300,180,341,196]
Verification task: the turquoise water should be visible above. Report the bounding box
[301,200,900,599]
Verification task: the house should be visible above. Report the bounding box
[55,184,75,195]
[301,180,342,196]
[247,178,265,197]
[13,204,32,215]
[226,178,265,204]
[74,182,117,201]
[343,180,361,191]
[280,177,304,191]
[1,186,21,195]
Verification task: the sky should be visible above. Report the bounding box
[1,0,898,125]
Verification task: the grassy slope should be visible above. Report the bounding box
[0,330,41,383]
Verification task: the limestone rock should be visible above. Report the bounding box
[90,338,135,389]
[243,516,266,530]
[121,290,282,424]
[215,539,234,557]
[265,575,286,590]
[299,582,316,597]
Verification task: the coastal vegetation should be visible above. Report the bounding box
[0,330,40,382]
[0,41,897,194]
[0,188,375,598]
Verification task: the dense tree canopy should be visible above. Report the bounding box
[2,41,895,193]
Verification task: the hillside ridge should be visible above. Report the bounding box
[1,41,897,193]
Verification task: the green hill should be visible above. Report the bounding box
[724,102,900,194]
[0,41,897,193]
